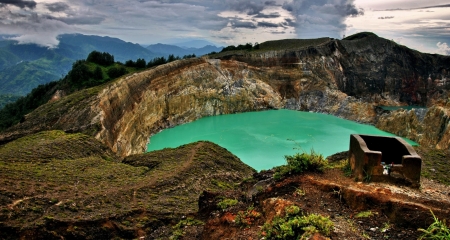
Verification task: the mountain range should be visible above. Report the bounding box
[146,43,222,58]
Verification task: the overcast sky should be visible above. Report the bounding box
[0,0,449,55]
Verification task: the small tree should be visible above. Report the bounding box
[135,58,146,68]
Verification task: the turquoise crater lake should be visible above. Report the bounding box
[147,110,416,171]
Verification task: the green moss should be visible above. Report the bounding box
[217,198,238,210]
[355,211,374,218]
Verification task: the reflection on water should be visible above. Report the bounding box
[147,109,417,171]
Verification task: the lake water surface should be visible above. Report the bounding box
[147,109,416,171]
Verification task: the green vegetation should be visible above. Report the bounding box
[86,51,115,66]
[221,42,259,52]
[418,211,450,240]
[343,32,378,41]
[218,38,331,55]
[274,151,328,180]
[343,162,353,177]
[171,217,204,240]
[0,94,20,109]
[235,205,261,228]
[260,205,334,239]
[211,179,235,190]
[217,198,238,210]
[355,211,374,218]
[416,147,450,185]
[0,81,58,131]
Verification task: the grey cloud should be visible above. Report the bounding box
[311,3,363,17]
[229,0,264,15]
[257,21,280,28]
[45,2,69,12]
[56,16,104,25]
[335,4,364,17]
[0,0,36,9]
[418,4,450,9]
[282,0,364,38]
[283,18,296,27]
[232,21,257,29]
[255,12,280,18]
[265,1,277,6]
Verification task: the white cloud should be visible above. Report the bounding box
[437,42,450,55]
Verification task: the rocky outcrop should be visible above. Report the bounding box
[377,106,450,149]
[219,33,450,106]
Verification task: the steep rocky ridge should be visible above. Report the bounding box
[1,33,450,155]
[219,34,449,106]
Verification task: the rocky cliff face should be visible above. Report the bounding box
[1,33,449,155]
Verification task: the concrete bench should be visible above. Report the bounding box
[348,134,422,188]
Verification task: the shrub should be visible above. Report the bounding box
[217,198,238,210]
[418,210,450,239]
[260,205,334,239]
[274,150,328,180]
[107,66,128,79]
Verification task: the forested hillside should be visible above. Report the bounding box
[0,51,195,132]
[0,34,158,98]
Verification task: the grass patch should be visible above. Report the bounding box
[418,210,450,240]
[415,147,450,185]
